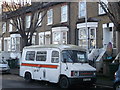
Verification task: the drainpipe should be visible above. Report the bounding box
[68,2,71,44]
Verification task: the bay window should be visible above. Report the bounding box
[45,31,51,45]
[39,32,45,45]
[53,32,61,44]
[52,27,68,44]
[11,34,21,51]
[78,28,88,49]
[77,22,98,51]
[89,28,96,50]
[32,35,36,45]
[4,37,11,51]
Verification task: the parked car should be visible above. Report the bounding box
[0,60,10,74]
[114,64,120,90]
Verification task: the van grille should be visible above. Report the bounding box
[79,71,95,76]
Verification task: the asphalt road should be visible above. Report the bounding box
[1,74,114,90]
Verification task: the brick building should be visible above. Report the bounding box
[1,1,117,71]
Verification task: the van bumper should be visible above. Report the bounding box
[68,77,96,85]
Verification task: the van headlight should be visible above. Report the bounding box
[71,71,79,77]
[93,72,96,76]
[114,72,116,79]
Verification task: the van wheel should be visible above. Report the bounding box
[59,76,70,88]
[24,72,32,83]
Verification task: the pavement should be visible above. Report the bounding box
[9,68,114,87]
[10,68,19,75]
[96,73,113,87]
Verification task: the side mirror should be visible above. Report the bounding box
[63,58,67,63]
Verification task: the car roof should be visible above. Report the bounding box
[24,44,86,52]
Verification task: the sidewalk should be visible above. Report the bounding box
[96,73,113,87]
[10,68,19,75]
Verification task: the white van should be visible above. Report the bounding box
[20,44,96,88]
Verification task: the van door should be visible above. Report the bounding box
[46,50,60,83]
[33,51,47,80]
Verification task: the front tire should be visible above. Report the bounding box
[59,76,70,88]
[24,72,32,83]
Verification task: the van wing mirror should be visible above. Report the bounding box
[63,58,67,63]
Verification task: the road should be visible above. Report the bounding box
[1,74,114,90]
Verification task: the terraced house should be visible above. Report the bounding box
[1,1,117,71]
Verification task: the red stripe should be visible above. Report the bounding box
[21,63,58,69]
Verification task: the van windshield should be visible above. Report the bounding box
[62,50,87,63]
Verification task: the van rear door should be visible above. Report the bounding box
[33,51,47,80]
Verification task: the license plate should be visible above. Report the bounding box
[83,78,91,81]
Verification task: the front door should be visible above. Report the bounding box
[103,27,113,48]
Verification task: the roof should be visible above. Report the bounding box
[24,44,86,51]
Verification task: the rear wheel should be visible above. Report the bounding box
[24,72,32,83]
[59,76,70,88]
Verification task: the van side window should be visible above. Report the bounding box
[36,51,47,61]
[26,51,35,61]
[51,51,59,63]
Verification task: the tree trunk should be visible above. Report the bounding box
[116,30,120,54]
[22,36,28,48]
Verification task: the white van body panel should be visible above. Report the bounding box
[60,63,96,77]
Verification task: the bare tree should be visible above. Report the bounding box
[2,2,49,47]
[99,1,120,54]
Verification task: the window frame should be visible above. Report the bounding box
[26,15,31,28]
[47,9,53,25]
[9,19,13,32]
[61,5,68,23]
[89,28,96,50]
[0,38,2,51]
[78,1,86,18]
[52,31,67,44]
[39,32,45,45]
[36,51,47,61]
[45,31,51,45]
[98,0,108,15]
[78,27,96,50]
[25,51,35,61]
[11,37,21,51]
[37,12,42,26]
[2,22,6,33]
[51,51,59,63]
[78,28,88,49]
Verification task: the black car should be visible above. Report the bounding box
[114,64,120,90]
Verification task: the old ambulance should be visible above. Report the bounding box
[20,44,96,88]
